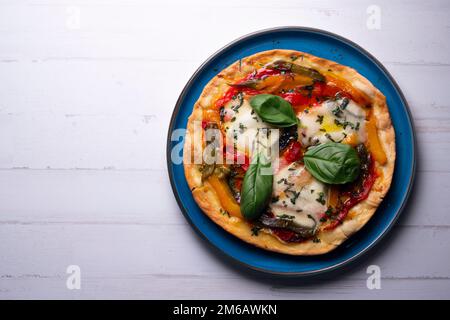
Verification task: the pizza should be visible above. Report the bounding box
[183,49,395,255]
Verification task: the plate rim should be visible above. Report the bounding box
[166,26,417,276]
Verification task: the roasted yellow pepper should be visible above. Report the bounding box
[366,115,387,165]
[208,175,242,218]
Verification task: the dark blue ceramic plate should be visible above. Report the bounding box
[167,27,415,275]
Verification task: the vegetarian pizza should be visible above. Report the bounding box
[183,49,395,255]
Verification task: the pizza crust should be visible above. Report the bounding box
[183,49,396,255]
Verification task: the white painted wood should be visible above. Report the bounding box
[0,224,449,299]
[0,1,448,65]
[1,224,450,278]
[0,63,448,171]
[2,278,449,300]
[0,170,448,227]
[0,0,449,299]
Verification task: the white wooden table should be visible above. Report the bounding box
[0,0,449,299]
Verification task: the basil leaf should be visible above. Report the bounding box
[240,152,273,220]
[303,142,361,184]
[249,94,299,127]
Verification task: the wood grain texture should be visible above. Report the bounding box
[0,0,449,299]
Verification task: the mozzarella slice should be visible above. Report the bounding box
[269,162,328,229]
[222,95,275,156]
[298,98,367,147]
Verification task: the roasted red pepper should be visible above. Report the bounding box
[271,228,304,243]
[280,92,315,106]
[215,87,261,108]
[214,68,281,108]
[215,67,357,109]
[224,146,249,171]
[313,81,353,101]
[283,140,303,163]
[325,152,377,230]
[280,82,353,107]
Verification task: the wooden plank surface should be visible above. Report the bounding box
[0,0,449,299]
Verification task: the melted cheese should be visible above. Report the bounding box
[221,96,366,232]
[223,96,274,156]
[298,98,367,147]
[269,162,328,229]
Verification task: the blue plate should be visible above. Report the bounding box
[166,27,416,275]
